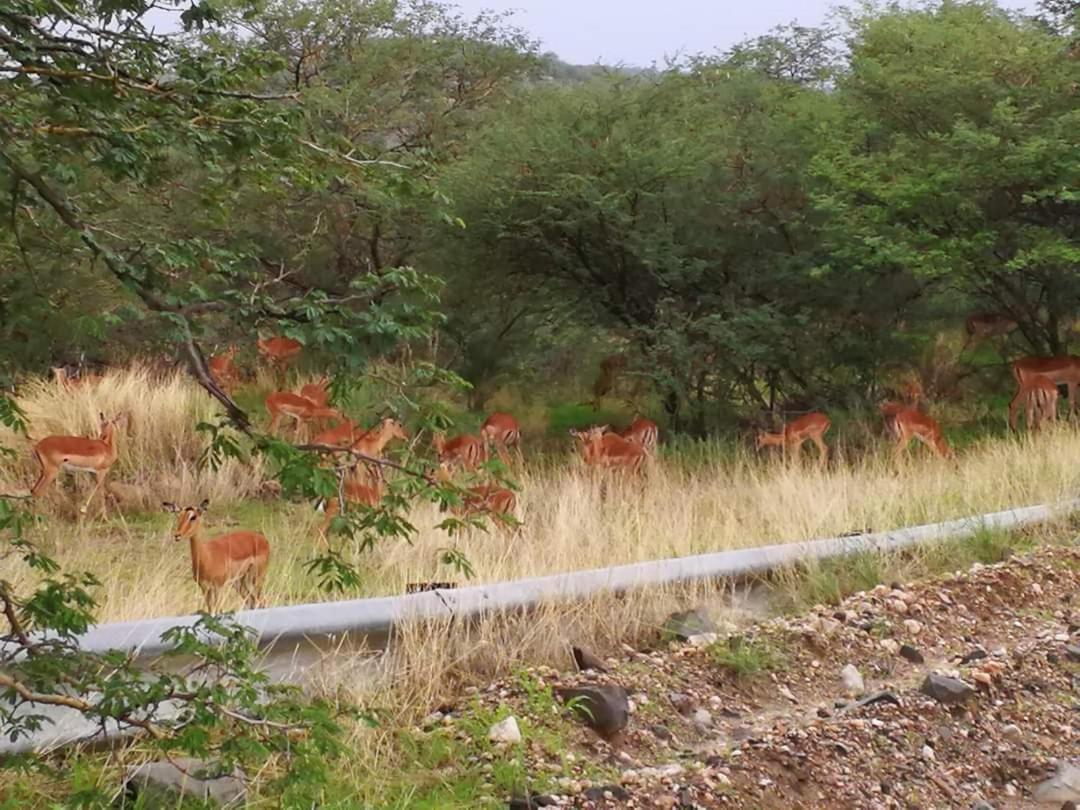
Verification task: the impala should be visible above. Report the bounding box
[570,426,646,474]
[312,417,365,448]
[755,412,830,469]
[433,432,487,471]
[1011,356,1080,417]
[1008,376,1059,432]
[619,416,659,454]
[163,500,270,613]
[963,312,1017,351]
[319,417,409,537]
[480,412,521,464]
[434,464,516,529]
[31,412,128,514]
[299,376,330,408]
[256,335,303,374]
[265,391,340,436]
[207,346,239,392]
[50,366,100,389]
[880,404,952,460]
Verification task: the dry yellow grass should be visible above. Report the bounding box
[2,366,1078,624]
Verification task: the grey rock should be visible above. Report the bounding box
[489,716,522,744]
[1065,645,1080,663]
[959,648,988,665]
[1001,723,1022,742]
[900,644,925,664]
[124,758,245,807]
[1032,761,1080,804]
[508,794,558,809]
[557,684,630,740]
[840,664,865,696]
[970,802,995,810]
[650,723,673,741]
[663,609,717,641]
[850,690,902,711]
[920,673,976,705]
[691,708,712,729]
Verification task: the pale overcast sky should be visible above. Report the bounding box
[449,0,1039,66]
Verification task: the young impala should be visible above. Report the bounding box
[480,412,521,464]
[619,416,659,454]
[319,418,409,538]
[299,376,331,408]
[880,404,952,460]
[265,391,341,437]
[434,464,517,530]
[570,426,646,475]
[208,346,240,392]
[1009,376,1059,432]
[256,335,303,376]
[163,500,270,613]
[433,432,487,471]
[31,412,128,514]
[755,412,830,469]
[1011,356,1080,417]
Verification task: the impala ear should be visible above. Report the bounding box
[162,502,179,513]
[198,498,210,512]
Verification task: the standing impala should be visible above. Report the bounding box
[570,426,646,475]
[480,412,521,464]
[163,500,270,613]
[1011,356,1080,417]
[208,346,240,392]
[619,416,659,454]
[256,335,303,375]
[880,404,952,460]
[1009,376,1059,432]
[319,418,409,538]
[265,391,340,437]
[755,412,830,469]
[963,312,1017,352]
[31,412,128,514]
[433,432,487,471]
[434,464,517,530]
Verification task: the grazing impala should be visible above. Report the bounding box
[312,417,365,448]
[31,412,128,514]
[755,412,830,469]
[319,418,409,538]
[207,346,239,392]
[619,416,659,454]
[1009,376,1059,432]
[480,412,521,464]
[1012,356,1080,417]
[256,335,303,374]
[433,432,487,471]
[265,391,340,436]
[434,464,517,529]
[880,404,952,460]
[299,376,330,408]
[570,426,646,474]
[163,500,270,612]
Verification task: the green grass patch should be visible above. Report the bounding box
[708,635,787,678]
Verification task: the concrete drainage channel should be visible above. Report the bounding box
[3,498,1078,755]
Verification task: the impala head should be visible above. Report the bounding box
[432,432,447,455]
[570,425,606,445]
[375,417,409,443]
[99,412,129,434]
[163,498,210,542]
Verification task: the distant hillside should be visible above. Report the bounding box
[539,52,658,83]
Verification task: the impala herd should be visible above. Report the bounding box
[23,329,1080,613]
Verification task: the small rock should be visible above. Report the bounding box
[508,794,558,809]
[840,664,865,697]
[691,708,713,729]
[900,644,925,664]
[903,619,923,635]
[1004,782,1018,797]
[572,646,608,673]
[1065,645,1080,663]
[669,692,697,716]
[1001,724,1022,742]
[817,707,832,718]
[557,684,630,740]
[124,758,246,807]
[777,685,798,703]
[971,802,995,810]
[650,724,674,741]
[849,690,901,711]
[921,744,936,761]
[686,632,719,647]
[489,716,522,744]
[920,673,976,706]
[1032,761,1080,804]
[880,639,901,655]
[888,599,909,614]
[638,763,685,780]
[960,648,988,665]
[663,609,717,641]
[583,785,632,802]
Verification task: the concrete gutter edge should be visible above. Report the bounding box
[73,497,1080,658]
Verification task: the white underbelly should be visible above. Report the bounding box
[61,463,99,474]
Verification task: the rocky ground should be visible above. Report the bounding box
[457,544,1080,809]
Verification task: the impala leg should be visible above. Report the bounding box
[81,470,108,516]
[813,436,828,469]
[30,457,59,499]
[1008,388,1023,432]
[1069,383,1077,418]
[268,411,281,435]
[792,440,803,465]
[1026,393,1037,433]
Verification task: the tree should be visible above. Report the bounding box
[816,2,1080,355]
